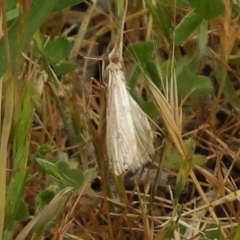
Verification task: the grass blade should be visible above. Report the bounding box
[4,84,33,239]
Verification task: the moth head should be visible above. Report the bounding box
[108,47,123,64]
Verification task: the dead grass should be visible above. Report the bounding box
[8,1,240,240]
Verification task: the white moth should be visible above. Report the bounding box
[106,47,154,175]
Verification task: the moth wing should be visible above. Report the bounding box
[128,95,154,160]
[106,70,138,175]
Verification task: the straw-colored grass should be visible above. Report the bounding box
[2,1,240,240]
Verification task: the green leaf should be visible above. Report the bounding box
[56,152,69,162]
[145,0,172,39]
[53,62,78,76]
[177,67,213,97]
[15,188,73,240]
[56,161,85,190]
[32,31,47,58]
[37,144,52,157]
[228,55,240,65]
[174,11,203,46]
[176,55,195,76]
[0,0,57,77]
[0,0,86,78]
[175,159,192,201]
[131,95,158,119]
[35,158,64,182]
[160,59,172,76]
[198,20,208,58]
[66,168,85,189]
[38,189,55,205]
[127,64,142,91]
[189,0,225,20]
[7,0,18,10]
[7,8,19,21]
[145,61,162,88]
[201,225,223,240]
[83,170,95,183]
[37,156,84,189]
[125,41,160,63]
[43,37,72,63]
[15,200,29,221]
[172,136,205,201]
[192,155,207,166]
[163,139,206,170]
[52,0,85,13]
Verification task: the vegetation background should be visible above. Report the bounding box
[1,0,240,239]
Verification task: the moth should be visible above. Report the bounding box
[106,47,154,175]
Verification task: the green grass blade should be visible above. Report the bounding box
[4,85,33,239]
[52,0,85,13]
[6,8,19,21]
[15,188,73,240]
[0,75,14,239]
[174,11,203,46]
[0,0,86,78]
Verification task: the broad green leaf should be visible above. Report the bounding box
[126,41,160,63]
[164,153,206,170]
[15,200,29,221]
[38,189,55,205]
[145,61,162,87]
[56,161,84,190]
[189,0,225,20]
[43,37,72,63]
[35,158,64,182]
[127,65,142,91]
[54,62,78,76]
[131,94,158,119]
[56,161,73,174]
[163,139,206,170]
[187,53,201,73]
[174,11,203,46]
[162,138,206,201]
[65,168,85,189]
[176,55,192,76]
[176,53,201,75]
[177,67,213,97]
